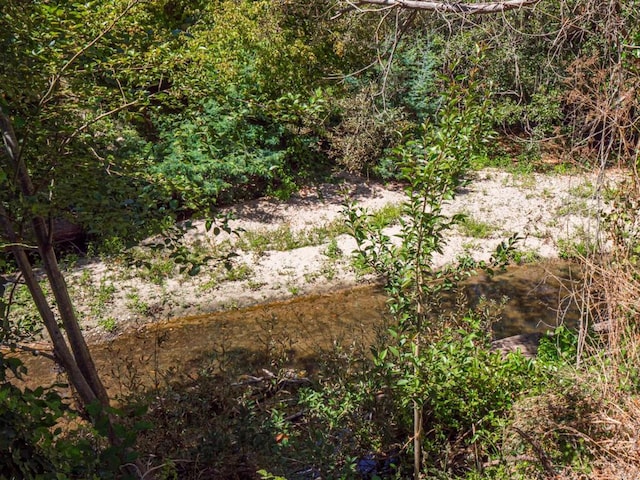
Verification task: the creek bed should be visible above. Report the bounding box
[14,261,581,396]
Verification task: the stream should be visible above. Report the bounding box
[15,261,581,397]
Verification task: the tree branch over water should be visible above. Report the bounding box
[333,0,539,18]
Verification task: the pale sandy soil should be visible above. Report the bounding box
[52,167,622,340]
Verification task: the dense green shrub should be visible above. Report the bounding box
[282,316,535,478]
[0,355,104,479]
[415,0,638,165]
[152,90,331,209]
[385,33,441,122]
[0,353,155,479]
[327,87,410,175]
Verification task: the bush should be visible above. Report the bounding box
[328,86,410,175]
[0,355,102,479]
[152,90,331,210]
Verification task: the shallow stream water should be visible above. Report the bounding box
[16,261,581,396]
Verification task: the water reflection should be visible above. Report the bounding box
[467,261,581,338]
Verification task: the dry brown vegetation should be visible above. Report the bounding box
[498,171,640,479]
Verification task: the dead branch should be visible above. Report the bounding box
[512,427,557,478]
[0,344,57,362]
[334,0,539,17]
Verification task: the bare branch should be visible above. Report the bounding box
[0,108,20,164]
[64,99,140,145]
[336,0,539,16]
[0,242,37,250]
[39,0,141,107]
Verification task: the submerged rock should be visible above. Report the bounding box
[491,332,544,359]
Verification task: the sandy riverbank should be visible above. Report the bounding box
[33,167,622,341]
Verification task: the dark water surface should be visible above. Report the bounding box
[17,261,581,395]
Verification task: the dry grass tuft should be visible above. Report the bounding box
[496,171,640,478]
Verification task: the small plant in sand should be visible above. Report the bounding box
[557,225,599,260]
[458,213,497,239]
[503,169,537,189]
[98,316,118,333]
[224,262,254,282]
[130,250,176,286]
[237,220,348,254]
[0,282,45,342]
[89,278,116,317]
[568,180,596,199]
[234,204,400,258]
[366,202,403,230]
[126,291,151,317]
[511,248,542,264]
[323,238,343,260]
[556,198,593,217]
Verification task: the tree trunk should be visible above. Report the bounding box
[30,215,111,406]
[414,398,423,478]
[0,205,99,408]
[2,100,152,480]
[0,110,110,408]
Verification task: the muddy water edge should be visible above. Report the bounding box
[15,260,581,398]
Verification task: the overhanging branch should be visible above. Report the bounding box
[337,0,539,16]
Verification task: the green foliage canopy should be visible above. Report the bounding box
[0,0,183,243]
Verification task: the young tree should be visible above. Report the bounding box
[345,69,520,478]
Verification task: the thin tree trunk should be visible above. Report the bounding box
[2,103,151,480]
[0,206,99,407]
[30,216,110,405]
[411,184,431,479]
[414,398,423,479]
[1,111,108,406]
